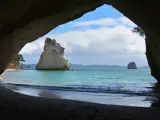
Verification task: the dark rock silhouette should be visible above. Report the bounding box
[0,1,159,83]
[127,62,137,69]
[0,1,160,120]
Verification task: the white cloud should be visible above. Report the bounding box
[118,17,136,27]
[20,17,147,66]
[73,18,116,27]
[73,17,136,27]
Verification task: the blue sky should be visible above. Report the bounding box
[49,5,123,34]
[20,5,147,66]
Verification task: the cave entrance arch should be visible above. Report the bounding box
[0,1,160,119]
[20,5,147,68]
[0,1,160,83]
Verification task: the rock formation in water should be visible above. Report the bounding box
[127,62,137,69]
[1,1,160,120]
[0,1,159,82]
[36,38,69,70]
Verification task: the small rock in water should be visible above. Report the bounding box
[127,62,137,69]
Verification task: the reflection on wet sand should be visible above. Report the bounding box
[3,83,160,107]
[5,85,18,91]
[3,84,63,99]
[39,91,62,99]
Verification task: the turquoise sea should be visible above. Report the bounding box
[2,66,160,107]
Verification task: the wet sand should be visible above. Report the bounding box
[3,83,152,107]
[0,85,160,120]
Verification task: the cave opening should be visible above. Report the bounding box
[1,4,158,108]
[19,5,147,67]
[1,1,160,119]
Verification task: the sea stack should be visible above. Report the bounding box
[127,62,137,69]
[36,38,69,70]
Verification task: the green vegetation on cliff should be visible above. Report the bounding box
[8,54,25,68]
[132,26,145,37]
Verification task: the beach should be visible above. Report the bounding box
[1,83,152,107]
[1,67,160,119]
[1,68,159,107]
[5,68,18,72]
[0,85,160,120]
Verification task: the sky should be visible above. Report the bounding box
[19,5,147,66]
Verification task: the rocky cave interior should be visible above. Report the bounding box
[0,0,160,120]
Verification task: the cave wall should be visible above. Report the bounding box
[0,0,160,82]
[109,1,160,82]
[0,0,105,73]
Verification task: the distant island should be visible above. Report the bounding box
[20,63,149,70]
[127,62,137,69]
[20,64,122,70]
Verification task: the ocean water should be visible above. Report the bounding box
[2,66,160,107]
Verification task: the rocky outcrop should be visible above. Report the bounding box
[0,1,159,82]
[0,0,105,74]
[36,38,69,70]
[127,62,137,69]
[1,0,160,119]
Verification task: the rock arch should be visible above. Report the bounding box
[0,1,160,82]
[0,1,160,119]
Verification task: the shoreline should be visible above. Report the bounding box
[0,86,160,120]
[0,83,154,107]
[3,83,156,96]
[5,68,18,72]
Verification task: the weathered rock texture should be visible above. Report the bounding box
[36,38,69,70]
[127,62,137,69]
[0,0,160,82]
[0,0,160,119]
[0,0,159,82]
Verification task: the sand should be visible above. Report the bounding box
[5,68,18,72]
[0,85,160,120]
